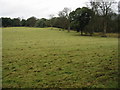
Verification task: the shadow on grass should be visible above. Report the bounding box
[71,33,118,38]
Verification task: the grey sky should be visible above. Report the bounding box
[0,0,119,19]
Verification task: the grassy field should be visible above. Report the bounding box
[2,27,118,88]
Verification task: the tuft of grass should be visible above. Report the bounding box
[2,27,118,88]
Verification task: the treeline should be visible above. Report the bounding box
[1,0,119,36]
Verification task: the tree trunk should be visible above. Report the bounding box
[77,29,79,32]
[102,21,107,37]
[50,25,53,30]
[81,30,83,35]
[68,26,70,32]
[104,22,106,34]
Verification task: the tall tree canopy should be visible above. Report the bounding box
[2,17,12,27]
[58,7,71,31]
[89,0,116,36]
[35,18,47,28]
[69,7,94,35]
[26,17,37,27]
[12,18,21,26]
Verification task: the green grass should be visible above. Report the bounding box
[2,27,118,88]
[93,32,118,38]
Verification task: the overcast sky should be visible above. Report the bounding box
[0,0,119,19]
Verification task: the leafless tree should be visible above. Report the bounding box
[58,7,71,32]
[49,14,54,30]
[90,0,116,36]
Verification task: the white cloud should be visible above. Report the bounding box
[0,0,118,19]
[0,0,89,19]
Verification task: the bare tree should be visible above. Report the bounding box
[63,8,71,18]
[63,7,71,32]
[90,0,116,36]
[49,14,54,30]
[58,7,71,32]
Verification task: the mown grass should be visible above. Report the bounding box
[2,27,118,88]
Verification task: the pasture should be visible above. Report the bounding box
[2,27,118,88]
